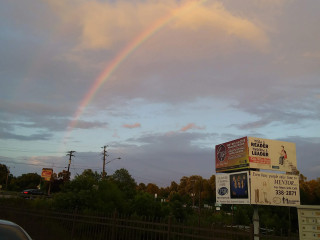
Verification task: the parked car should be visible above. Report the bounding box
[21,189,44,198]
[0,219,32,240]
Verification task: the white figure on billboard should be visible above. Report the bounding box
[254,181,270,204]
[262,181,270,204]
[255,188,259,203]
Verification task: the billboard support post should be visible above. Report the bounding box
[48,181,51,195]
[253,206,259,240]
[232,204,234,225]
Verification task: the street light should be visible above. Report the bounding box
[106,157,121,165]
[103,157,121,179]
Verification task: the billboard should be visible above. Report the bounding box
[250,171,300,206]
[248,137,297,172]
[216,171,250,204]
[215,137,249,173]
[215,137,297,173]
[41,168,53,181]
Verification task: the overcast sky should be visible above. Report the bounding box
[1,0,319,187]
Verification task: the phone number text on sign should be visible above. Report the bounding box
[275,190,297,196]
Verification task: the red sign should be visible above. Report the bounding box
[215,137,249,173]
[41,168,53,181]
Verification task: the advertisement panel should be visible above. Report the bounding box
[215,137,249,173]
[41,168,53,181]
[297,205,320,240]
[250,171,300,206]
[215,137,297,173]
[216,171,250,204]
[248,137,297,172]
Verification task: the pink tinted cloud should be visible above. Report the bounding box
[180,123,205,132]
[113,130,120,138]
[165,131,177,136]
[122,123,141,129]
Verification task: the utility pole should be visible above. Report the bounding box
[191,179,195,208]
[102,145,109,179]
[5,167,10,190]
[66,151,76,180]
[198,180,202,227]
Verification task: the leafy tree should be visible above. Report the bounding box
[259,206,291,235]
[0,164,10,188]
[207,175,216,204]
[305,179,320,204]
[53,169,125,213]
[169,181,179,193]
[58,170,71,182]
[46,178,64,193]
[111,168,137,199]
[168,192,189,220]
[177,175,204,207]
[233,205,252,225]
[80,169,101,182]
[315,178,320,203]
[9,173,41,191]
[146,183,159,195]
[300,174,320,204]
[300,174,310,204]
[137,183,146,192]
[158,186,170,200]
[178,176,189,196]
[131,192,162,217]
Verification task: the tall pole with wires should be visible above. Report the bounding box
[102,145,109,179]
[66,151,75,180]
[5,167,10,190]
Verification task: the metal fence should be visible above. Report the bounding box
[0,206,297,240]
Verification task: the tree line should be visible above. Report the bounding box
[0,163,319,234]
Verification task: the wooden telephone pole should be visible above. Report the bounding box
[102,146,109,179]
[66,151,75,180]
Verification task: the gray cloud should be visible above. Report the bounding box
[0,129,52,141]
[107,132,218,186]
[0,100,108,140]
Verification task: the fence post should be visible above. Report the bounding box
[288,207,291,239]
[250,224,254,240]
[111,211,117,240]
[71,207,77,239]
[167,216,172,240]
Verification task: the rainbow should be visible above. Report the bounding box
[64,0,206,140]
